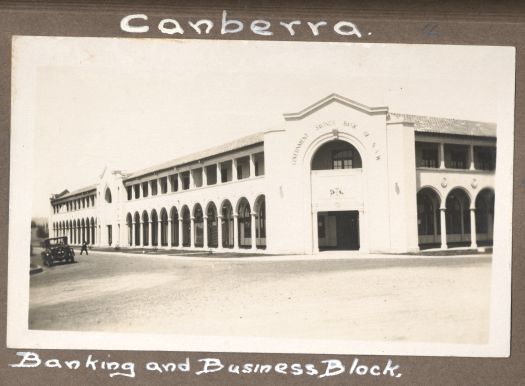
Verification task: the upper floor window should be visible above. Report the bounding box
[415,142,438,168]
[105,188,112,203]
[311,140,362,170]
[474,146,496,171]
[445,144,468,169]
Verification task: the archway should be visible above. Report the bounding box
[142,210,149,246]
[311,139,363,251]
[193,204,204,247]
[160,208,168,246]
[311,139,362,170]
[151,209,159,247]
[206,202,218,248]
[254,195,266,249]
[181,206,191,247]
[237,198,251,249]
[475,188,495,246]
[126,213,133,246]
[445,188,471,246]
[417,188,441,248]
[221,200,234,248]
[170,207,179,247]
[134,212,141,246]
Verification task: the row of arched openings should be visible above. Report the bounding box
[52,217,96,245]
[417,187,494,248]
[125,196,266,250]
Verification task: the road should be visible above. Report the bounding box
[29,251,491,344]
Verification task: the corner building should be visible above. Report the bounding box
[49,94,496,254]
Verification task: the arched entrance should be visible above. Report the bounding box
[221,200,234,248]
[475,188,495,246]
[237,198,251,249]
[417,188,441,248]
[134,212,141,246]
[311,139,362,251]
[181,206,191,247]
[445,188,471,246]
[193,204,204,247]
[151,210,159,247]
[170,207,179,247]
[254,195,266,249]
[206,202,218,248]
[160,208,168,246]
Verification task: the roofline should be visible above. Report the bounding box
[123,140,264,183]
[283,93,389,121]
[50,187,97,203]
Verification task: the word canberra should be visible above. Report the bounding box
[121,11,365,38]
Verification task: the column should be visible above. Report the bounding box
[189,171,195,189]
[250,212,257,250]
[203,167,208,186]
[469,145,475,170]
[190,217,195,248]
[157,219,161,247]
[439,143,445,169]
[233,214,239,249]
[232,159,238,181]
[217,215,223,250]
[149,220,154,247]
[203,216,208,248]
[217,163,222,184]
[440,207,447,249]
[249,154,256,178]
[358,208,367,252]
[167,217,172,247]
[470,207,478,248]
[178,218,183,247]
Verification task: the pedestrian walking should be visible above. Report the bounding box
[80,241,89,255]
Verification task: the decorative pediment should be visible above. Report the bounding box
[283,93,389,121]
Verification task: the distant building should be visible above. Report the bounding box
[48,94,495,254]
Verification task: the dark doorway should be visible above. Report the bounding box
[107,225,112,247]
[317,210,359,251]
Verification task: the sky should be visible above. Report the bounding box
[10,37,514,218]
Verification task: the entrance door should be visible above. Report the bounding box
[318,211,359,251]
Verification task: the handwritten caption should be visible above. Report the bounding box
[9,352,402,379]
[120,10,369,38]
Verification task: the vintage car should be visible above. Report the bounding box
[41,236,75,266]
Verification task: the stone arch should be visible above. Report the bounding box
[151,209,159,247]
[417,187,442,248]
[445,187,471,246]
[206,201,218,248]
[220,200,234,248]
[142,210,149,246]
[193,203,204,247]
[160,208,168,247]
[170,206,179,247]
[126,213,133,246]
[134,212,141,246]
[181,205,191,247]
[236,197,251,249]
[254,195,266,249]
[475,188,495,245]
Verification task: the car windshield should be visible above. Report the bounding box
[48,238,66,246]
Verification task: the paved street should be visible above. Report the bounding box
[29,250,491,344]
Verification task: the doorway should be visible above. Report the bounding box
[317,211,359,251]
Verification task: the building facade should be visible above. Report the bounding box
[48,94,496,254]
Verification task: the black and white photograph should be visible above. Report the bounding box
[7,36,514,357]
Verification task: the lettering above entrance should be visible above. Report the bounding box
[290,120,383,165]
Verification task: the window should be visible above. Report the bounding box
[416,142,439,168]
[474,146,496,171]
[445,144,468,169]
[318,216,326,238]
[170,174,178,192]
[332,150,354,169]
[133,184,140,199]
[142,182,149,197]
[151,179,158,196]
[160,177,168,193]
[104,188,112,203]
[126,186,132,200]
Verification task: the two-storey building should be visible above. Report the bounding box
[48,94,496,254]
